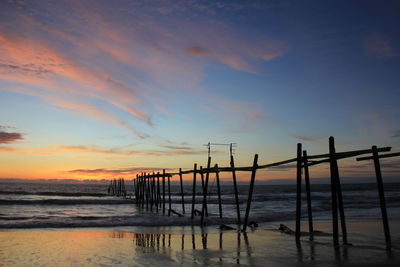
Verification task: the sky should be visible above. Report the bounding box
[0,0,399,182]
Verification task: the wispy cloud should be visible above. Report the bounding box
[64,166,172,176]
[365,32,399,58]
[0,0,286,141]
[50,145,206,157]
[184,46,209,56]
[391,130,400,138]
[0,127,24,144]
[293,134,324,143]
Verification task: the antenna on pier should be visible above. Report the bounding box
[203,142,237,158]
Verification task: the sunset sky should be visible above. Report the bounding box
[0,0,399,181]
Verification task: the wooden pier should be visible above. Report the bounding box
[109,137,398,249]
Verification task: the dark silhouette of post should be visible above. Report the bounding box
[191,163,197,219]
[335,166,347,244]
[296,143,302,241]
[199,166,208,216]
[303,150,314,240]
[157,172,161,208]
[242,154,258,231]
[201,157,211,225]
[179,168,185,214]
[168,175,172,216]
[329,137,339,245]
[215,164,223,219]
[162,169,166,214]
[231,155,241,225]
[372,145,391,249]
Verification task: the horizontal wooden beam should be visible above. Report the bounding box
[133,147,392,180]
[306,147,391,160]
[357,151,400,161]
[306,147,391,167]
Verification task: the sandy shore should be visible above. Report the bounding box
[1,219,399,266]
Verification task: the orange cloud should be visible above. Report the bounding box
[184,47,209,56]
[0,30,151,137]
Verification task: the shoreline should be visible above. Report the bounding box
[1,219,399,266]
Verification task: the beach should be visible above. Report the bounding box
[1,219,399,266]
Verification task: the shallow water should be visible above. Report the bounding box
[0,220,399,267]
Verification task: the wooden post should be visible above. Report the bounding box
[372,145,391,249]
[242,154,258,231]
[168,175,172,216]
[162,169,166,214]
[145,174,149,210]
[231,155,241,225]
[191,164,197,219]
[335,166,348,244]
[199,166,208,216]
[201,157,211,225]
[179,168,185,214]
[295,143,302,240]
[152,173,156,210]
[303,150,314,240]
[215,164,223,219]
[329,137,339,246]
[157,172,161,208]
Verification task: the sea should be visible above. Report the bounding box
[1,180,400,229]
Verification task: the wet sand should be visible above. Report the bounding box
[0,219,399,266]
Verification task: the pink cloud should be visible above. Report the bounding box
[0,131,23,144]
[365,33,399,58]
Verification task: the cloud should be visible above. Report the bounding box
[184,46,209,56]
[64,166,170,176]
[365,33,399,58]
[49,145,207,157]
[391,130,400,138]
[261,41,287,60]
[0,131,23,144]
[293,135,324,143]
[0,0,286,139]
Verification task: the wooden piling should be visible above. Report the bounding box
[179,168,185,214]
[295,143,302,240]
[215,164,223,219]
[231,155,241,225]
[372,145,391,249]
[191,163,197,219]
[157,172,161,208]
[242,154,258,232]
[162,169,166,214]
[335,167,348,244]
[329,137,339,245]
[303,150,314,240]
[168,175,172,216]
[199,166,208,216]
[201,157,211,225]
[145,174,149,210]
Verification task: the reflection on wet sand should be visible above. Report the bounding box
[132,230,254,265]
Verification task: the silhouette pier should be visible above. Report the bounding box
[110,137,398,249]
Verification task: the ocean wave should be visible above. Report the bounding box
[0,191,108,197]
[0,199,135,205]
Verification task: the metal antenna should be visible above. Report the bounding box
[203,142,237,158]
